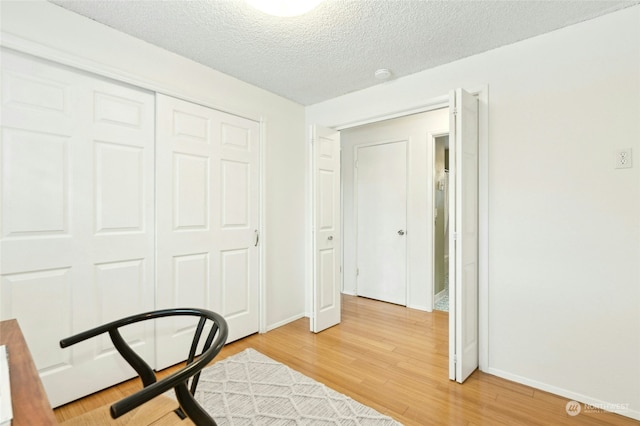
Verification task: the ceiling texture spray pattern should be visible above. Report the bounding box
[49,0,639,106]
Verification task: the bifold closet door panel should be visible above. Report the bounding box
[155,94,259,369]
[0,49,155,407]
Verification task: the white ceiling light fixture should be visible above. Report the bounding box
[246,0,324,17]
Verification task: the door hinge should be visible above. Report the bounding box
[356,268,359,277]
[453,232,458,241]
[453,354,457,364]
[354,160,358,168]
[453,107,458,116]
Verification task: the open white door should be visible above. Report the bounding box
[448,88,479,383]
[311,125,342,333]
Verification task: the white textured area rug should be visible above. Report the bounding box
[192,348,403,425]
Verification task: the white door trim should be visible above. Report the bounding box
[335,95,450,131]
[258,118,268,334]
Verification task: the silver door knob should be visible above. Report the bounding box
[398,230,405,236]
[328,236,333,240]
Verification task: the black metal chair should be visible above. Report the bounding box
[60,308,228,425]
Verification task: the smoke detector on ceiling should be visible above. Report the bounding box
[374,69,392,81]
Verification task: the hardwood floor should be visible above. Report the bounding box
[55,295,636,425]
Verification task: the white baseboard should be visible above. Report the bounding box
[264,313,306,333]
[435,288,447,303]
[485,368,640,421]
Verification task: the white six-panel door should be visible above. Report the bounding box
[311,125,341,333]
[155,94,259,368]
[0,49,156,406]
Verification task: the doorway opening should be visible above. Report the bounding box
[311,87,486,381]
[433,135,450,312]
[339,108,449,311]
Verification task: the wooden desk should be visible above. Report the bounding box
[0,319,57,425]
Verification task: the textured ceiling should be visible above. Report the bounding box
[48,0,639,106]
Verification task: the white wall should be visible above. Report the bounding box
[0,0,308,331]
[307,5,640,420]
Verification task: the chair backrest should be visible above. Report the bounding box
[60,308,228,426]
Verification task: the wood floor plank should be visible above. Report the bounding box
[55,295,636,425]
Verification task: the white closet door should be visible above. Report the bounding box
[0,50,155,407]
[155,95,259,369]
[217,112,260,341]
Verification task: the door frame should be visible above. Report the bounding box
[309,86,489,371]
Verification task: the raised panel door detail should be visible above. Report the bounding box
[173,153,209,230]
[319,136,334,159]
[173,110,209,142]
[3,72,68,114]
[221,160,249,228]
[172,253,209,335]
[2,128,69,237]
[463,151,478,235]
[319,249,336,311]
[95,141,144,234]
[93,92,143,129]
[220,249,249,318]
[462,263,478,348]
[168,253,210,342]
[319,170,335,231]
[173,253,209,307]
[221,122,250,151]
[1,268,72,374]
[94,259,146,355]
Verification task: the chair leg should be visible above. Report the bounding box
[174,407,187,420]
[174,382,217,426]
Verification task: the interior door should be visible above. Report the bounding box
[155,94,259,368]
[448,88,479,383]
[355,141,408,305]
[0,50,155,406]
[311,125,341,333]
